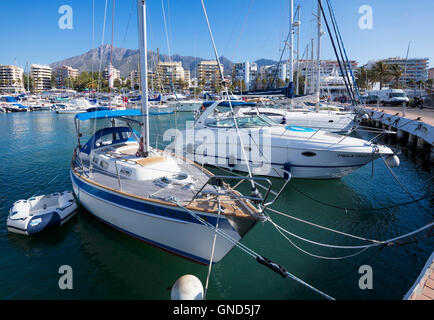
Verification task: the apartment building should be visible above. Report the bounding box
[197,61,223,92]
[31,64,52,93]
[54,65,79,89]
[232,62,258,90]
[0,65,24,93]
[381,57,429,86]
[428,67,434,81]
[155,61,189,92]
[129,68,160,91]
[103,64,121,88]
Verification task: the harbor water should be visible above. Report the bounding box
[0,111,432,300]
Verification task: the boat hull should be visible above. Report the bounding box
[187,148,374,179]
[169,101,202,112]
[71,170,252,264]
[177,127,395,179]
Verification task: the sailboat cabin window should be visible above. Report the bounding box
[99,160,109,170]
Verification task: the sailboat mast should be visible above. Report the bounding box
[137,0,150,156]
[316,0,322,112]
[295,5,301,96]
[289,0,294,105]
[310,38,314,94]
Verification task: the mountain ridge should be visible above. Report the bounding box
[50,45,278,78]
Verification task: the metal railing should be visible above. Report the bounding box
[189,172,291,212]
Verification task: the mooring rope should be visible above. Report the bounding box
[265,214,434,251]
[213,162,432,213]
[171,199,335,300]
[204,197,221,300]
[379,154,431,216]
[206,166,433,252]
[31,174,60,198]
[289,183,432,212]
[265,207,379,243]
[267,215,372,261]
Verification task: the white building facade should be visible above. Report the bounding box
[0,65,24,93]
[232,62,258,90]
[31,64,52,93]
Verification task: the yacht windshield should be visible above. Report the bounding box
[208,115,276,128]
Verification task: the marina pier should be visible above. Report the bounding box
[360,105,434,164]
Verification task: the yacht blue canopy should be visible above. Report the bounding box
[75,109,143,121]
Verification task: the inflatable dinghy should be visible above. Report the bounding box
[7,190,77,235]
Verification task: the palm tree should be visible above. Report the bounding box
[389,64,403,88]
[372,61,392,89]
[416,80,425,89]
[408,79,416,88]
[356,67,368,90]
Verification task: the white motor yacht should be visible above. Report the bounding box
[171,101,399,180]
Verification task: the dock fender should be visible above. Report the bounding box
[27,212,61,235]
[384,154,400,168]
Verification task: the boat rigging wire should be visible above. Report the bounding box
[200,0,257,193]
[231,0,255,63]
[122,0,135,46]
[323,0,356,104]
[326,0,361,101]
[317,0,355,106]
[97,0,109,106]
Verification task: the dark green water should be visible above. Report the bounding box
[0,111,432,300]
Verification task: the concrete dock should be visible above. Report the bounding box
[404,252,434,300]
[365,105,434,126]
[360,105,434,162]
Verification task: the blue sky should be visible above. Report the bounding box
[1,0,433,70]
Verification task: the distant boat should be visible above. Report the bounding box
[169,99,203,112]
[55,98,95,114]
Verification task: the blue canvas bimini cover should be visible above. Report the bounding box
[75,109,143,121]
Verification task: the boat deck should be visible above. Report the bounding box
[72,150,256,217]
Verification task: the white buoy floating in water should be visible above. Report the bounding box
[171,275,204,300]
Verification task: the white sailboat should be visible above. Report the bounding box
[70,0,267,264]
[255,0,357,132]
